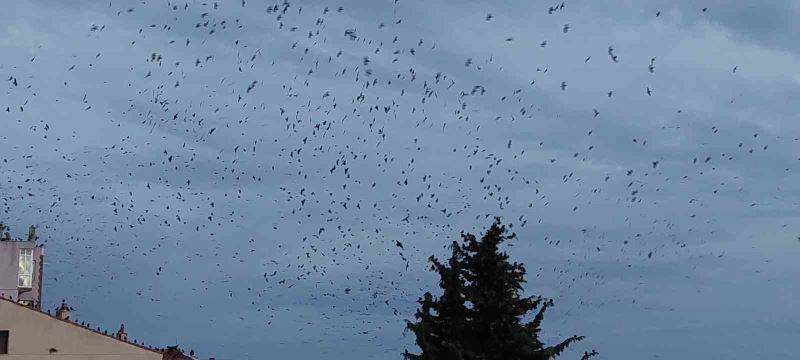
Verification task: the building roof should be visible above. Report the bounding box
[162,346,196,360]
[0,295,192,359]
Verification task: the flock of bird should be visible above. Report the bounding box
[1,1,797,358]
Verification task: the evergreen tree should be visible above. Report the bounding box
[404,218,596,360]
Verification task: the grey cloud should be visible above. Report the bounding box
[2,0,799,359]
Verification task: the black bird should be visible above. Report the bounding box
[608,46,618,63]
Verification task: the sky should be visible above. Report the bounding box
[1,0,799,359]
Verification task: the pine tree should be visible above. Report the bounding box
[404,218,596,360]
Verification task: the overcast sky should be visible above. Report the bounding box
[2,0,799,359]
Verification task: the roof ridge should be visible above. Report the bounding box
[0,295,163,354]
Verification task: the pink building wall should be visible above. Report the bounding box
[0,240,44,309]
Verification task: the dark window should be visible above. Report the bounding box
[0,330,8,354]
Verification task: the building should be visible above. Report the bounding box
[0,224,199,360]
[0,224,44,309]
[0,297,166,359]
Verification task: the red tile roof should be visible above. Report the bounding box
[162,346,195,360]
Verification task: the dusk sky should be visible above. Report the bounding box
[2,0,799,359]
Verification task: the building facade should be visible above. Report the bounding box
[0,297,163,360]
[0,224,199,360]
[0,225,44,309]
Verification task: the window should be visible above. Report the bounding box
[18,249,33,288]
[0,330,8,354]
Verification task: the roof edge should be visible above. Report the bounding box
[0,295,163,355]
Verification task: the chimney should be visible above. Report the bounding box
[27,225,37,242]
[116,324,128,342]
[55,300,71,321]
